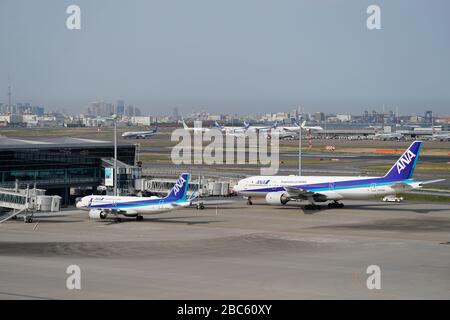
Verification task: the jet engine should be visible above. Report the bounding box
[88,209,107,220]
[265,192,290,205]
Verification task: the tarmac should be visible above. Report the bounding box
[1,199,450,299]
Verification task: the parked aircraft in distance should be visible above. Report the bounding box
[182,120,210,132]
[374,132,405,141]
[233,141,444,210]
[213,121,250,134]
[282,121,323,132]
[122,126,158,139]
[76,173,193,222]
[244,121,278,133]
[301,121,324,131]
[429,132,450,141]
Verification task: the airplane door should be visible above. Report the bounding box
[329,182,335,190]
[370,183,377,192]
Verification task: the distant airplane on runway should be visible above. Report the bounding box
[233,141,444,210]
[213,121,250,134]
[182,120,210,132]
[282,121,323,132]
[77,173,194,222]
[243,121,278,133]
[430,132,450,141]
[374,132,405,141]
[122,126,158,139]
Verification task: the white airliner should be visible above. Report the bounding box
[282,121,323,132]
[374,132,405,141]
[262,128,298,140]
[76,173,193,222]
[182,120,210,132]
[243,121,278,133]
[233,141,444,210]
[213,121,250,134]
[122,126,158,139]
[430,132,450,141]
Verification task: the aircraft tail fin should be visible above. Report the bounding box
[384,141,422,181]
[182,121,189,130]
[165,173,190,201]
[244,121,250,130]
[301,121,307,128]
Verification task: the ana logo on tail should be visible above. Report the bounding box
[396,150,416,174]
[173,176,187,195]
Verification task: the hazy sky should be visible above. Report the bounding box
[1,0,449,115]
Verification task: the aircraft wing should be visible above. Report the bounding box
[283,186,317,199]
[391,179,445,190]
[390,182,414,191]
[418,179,446,186]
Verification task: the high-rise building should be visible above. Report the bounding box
[32,106,45,116]
[315,112,325,122]
[116,100,125,115]
[424,110,433,124]
[172,107,180,121]
[125,105,135,117]
[89,101,101,116]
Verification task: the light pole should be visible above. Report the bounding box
[113,114,118,197]
[299,125,302,176]
[298,106,302,176]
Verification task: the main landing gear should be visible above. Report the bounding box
[136,215,144,221]
[327,201,344,209]
[304,201,344,211]
[304,204,321,210]
[196,203,205,210]
[246,197,253,206]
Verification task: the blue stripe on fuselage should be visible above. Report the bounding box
[243,177,414,193]
[88,198,186,209]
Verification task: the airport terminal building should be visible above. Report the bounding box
[0,136,137,205]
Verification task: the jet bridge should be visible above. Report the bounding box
[0,187,61,223]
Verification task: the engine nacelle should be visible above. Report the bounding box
[88,209,107,220]
[313,194,328,202]
[265,192,290,205]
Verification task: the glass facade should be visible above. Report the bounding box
[0,144,136,203]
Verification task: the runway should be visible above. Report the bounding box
[0,200,449,299]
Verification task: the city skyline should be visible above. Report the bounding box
[1,1,450,115]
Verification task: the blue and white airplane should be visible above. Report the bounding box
[76,173,193,221]
[122,126,158,139]
[213,121,250,133]
[232,141,444,210]
[282,121,323,132]
[244,121,278,133]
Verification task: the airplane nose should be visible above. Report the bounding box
[76,199,84,209]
